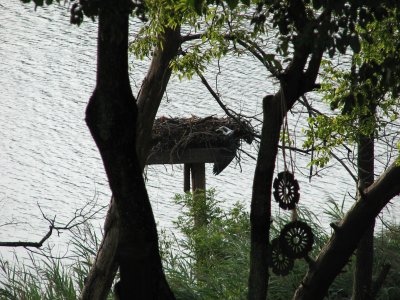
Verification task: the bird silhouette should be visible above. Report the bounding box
[213,126,238,175]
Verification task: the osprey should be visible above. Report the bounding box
[213,126,238,175]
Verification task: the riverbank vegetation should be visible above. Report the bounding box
[1,191,400,299]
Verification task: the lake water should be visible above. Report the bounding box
[0,1,398,258]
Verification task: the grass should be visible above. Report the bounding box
[0,190,399,299]
[0,225,113,300]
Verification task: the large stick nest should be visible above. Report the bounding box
[151,115,254,154]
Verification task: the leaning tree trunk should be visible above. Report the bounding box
[82,1,176,299]
[293,160,400,300]
[135,26,181,168]
[81,196,120,299]
[353,121,375,300]
[80,13,180,300]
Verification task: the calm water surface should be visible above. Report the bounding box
[0,2,398,257]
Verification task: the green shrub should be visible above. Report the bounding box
[161,190,400,300]
[160,190,250,299]
[0,191,399,300]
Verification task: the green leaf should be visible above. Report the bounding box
[240,0,250,6]
[390,113,398,122]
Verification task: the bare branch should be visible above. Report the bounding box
[180,33,203,43]
[0,225,53,248]
[235,38,282,78]
[0,198,106,249]
[238,148,257,160]
[330,150,358,183]
[197,71,239,122]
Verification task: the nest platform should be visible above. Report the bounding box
[147,115,253,165]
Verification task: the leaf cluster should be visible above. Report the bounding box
[250,0,400,61]
[69,0,147,25]
[20,0,147,25]
[130,0,200,62]
[186,0,251,15]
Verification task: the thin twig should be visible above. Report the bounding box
[238,148,257,160]
[300,95,357,182]
[197,71,241,122]
[330,150,357,183]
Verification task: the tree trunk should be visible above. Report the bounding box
[293,160,400,300]
[184,164,191,192]
[248,95,283,300]
[353,132,375,300]
[81,2,177,299]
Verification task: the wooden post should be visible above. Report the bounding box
[184,163,191,192]
[191,163,207,228]
[190,163,207,276]
[191,163,206,192]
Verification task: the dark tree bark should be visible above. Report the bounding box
[353,127,375,300]
[293,160,400,300]
[81,1,179,299]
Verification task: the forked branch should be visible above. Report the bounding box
[0,201,105,248]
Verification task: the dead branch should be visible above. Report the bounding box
[0,199,106,249]
[196,71,244,124]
